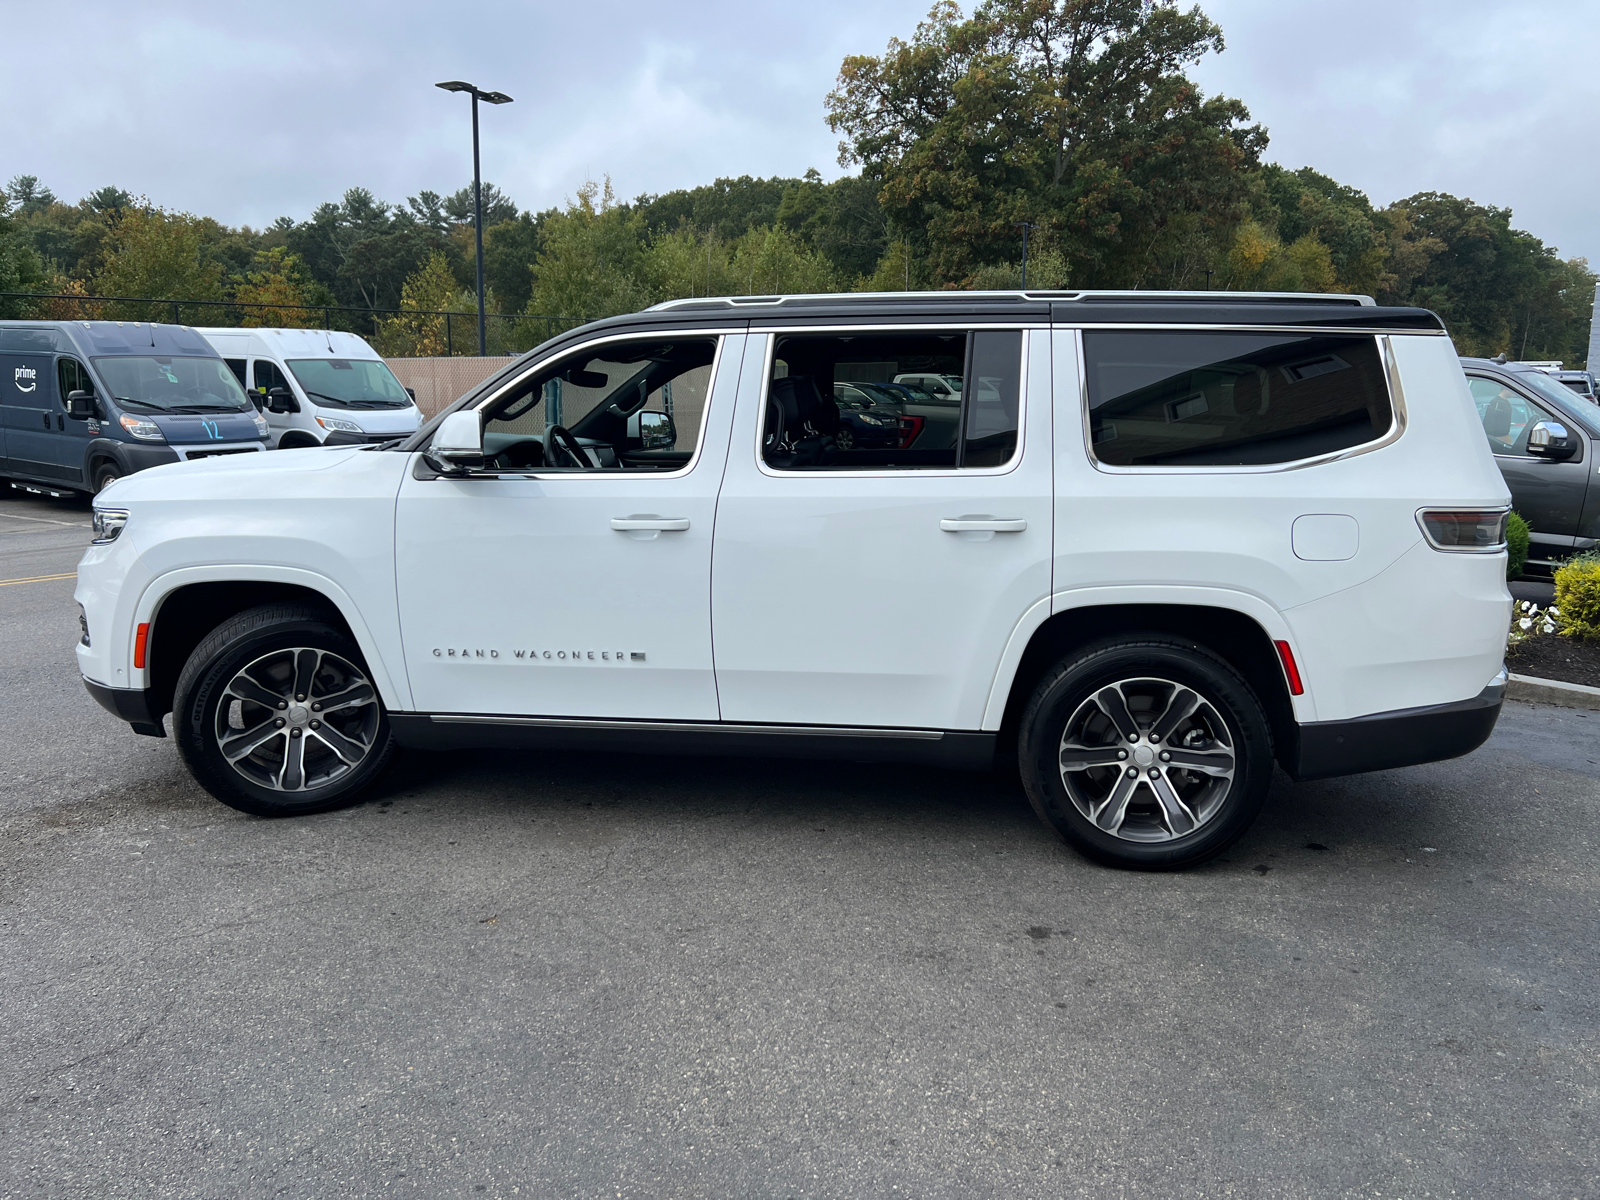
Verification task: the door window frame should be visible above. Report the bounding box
[451,330,735,482]
[1467,372,1582,463]
[1074,327,1412,476]
[752,322,1038,480]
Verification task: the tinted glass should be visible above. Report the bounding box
[764,331,1021,470]
[57,357,94,404]
[223,358,247,389]
[1084,332,1392,467]
[285,358,411,409]
[91,356,252,413]
[252,359,290,395]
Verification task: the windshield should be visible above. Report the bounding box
[91,356,252,413]
[1516,368,1594,411]
[286,358,412,409]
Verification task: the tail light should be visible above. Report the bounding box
[1416,509,1509,551]
[898,415,925,448]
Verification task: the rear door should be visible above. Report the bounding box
[710,325,1052,731]
[0,350,81,485]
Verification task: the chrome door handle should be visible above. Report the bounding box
[940,518,1027,533]
[610,517,690,532]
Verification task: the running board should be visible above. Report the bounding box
[389,713,995,770]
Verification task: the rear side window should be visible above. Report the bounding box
[1083,331,1393,467]
[763,330,1022,471]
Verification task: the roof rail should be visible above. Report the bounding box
[647,289,1376,311]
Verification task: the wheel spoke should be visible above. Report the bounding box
[291,649,320,701]
[1150,688,1200,744]
[226,675,286,710]
[311,723,369,765]
[220,721,282,762]
[1092,771,1139,833]
[1093,686,1141,741]
[1149,772,1198,836]
[1164,747,1235,777]
[315,682,374,714]
[1059,744,1126,770]
[279,734,307,790]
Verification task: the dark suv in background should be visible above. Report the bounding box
[1465,355,1600,573]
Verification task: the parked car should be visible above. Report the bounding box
[830,383,903,450]
[1464,355,1600,572]
[195,327,420,448]
[1507,360,1597,403]
[79,291,1510,870]
[0,320,270,495]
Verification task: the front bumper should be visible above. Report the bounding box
[322,430,410,446]
[83,677,166,738]
[1288,672,1505,781]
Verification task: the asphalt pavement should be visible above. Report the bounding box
[0,486,1596,1199]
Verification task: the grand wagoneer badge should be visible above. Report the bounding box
[432,648,646,663]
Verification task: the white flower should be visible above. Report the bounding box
[1550,606,1561,615]
[1519,601,1532,613]
[1520,617,1534,630]
[1543,621,1557,634]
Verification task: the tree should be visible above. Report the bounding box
[444,182,518,228]
[232,247,331,327]
[94,205,225,320]
[5,175,56,215]
[827,0,1265,286]
[0,193,45,318]
[528,180,652,321]
[374,251,471,356]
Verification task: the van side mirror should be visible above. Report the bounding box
[404,387,417,402]
[1527,420,1577,460]
[626,409,676,450]
[424,409,486,474]
[65,390,98,420]
[265,386,298,414]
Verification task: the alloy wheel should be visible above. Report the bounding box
[214,647,380,792]
[1057,676,1236,842]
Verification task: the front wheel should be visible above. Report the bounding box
[93,464,121,493]
[173,604,396,816]
[1018,637,1274,870]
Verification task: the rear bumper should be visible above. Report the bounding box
[83,677,166,738]
[1288,672,1504,781]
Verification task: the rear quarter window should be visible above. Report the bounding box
[1083,331,1393,467]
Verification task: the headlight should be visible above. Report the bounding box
[91,508,129,544]
[316,416,363,434]
[857,414,888,426]
[252,411,270,437]
[118,414,164,442]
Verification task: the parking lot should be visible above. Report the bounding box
[1,488,1596,1199]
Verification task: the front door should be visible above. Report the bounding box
[711,328,1053,731]
[1468,374,1587,542]
[395,332,740,720]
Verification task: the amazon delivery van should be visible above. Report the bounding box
[195,328,420,448]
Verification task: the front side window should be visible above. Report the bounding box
[286,358,412,409]
[762,330,1022,471]
[1470,376,1561,459]
[91,355,253,414]
[57,357,94,406]
[252,359,291,397]
[1084,331,1393,468]
[479,337,717,471]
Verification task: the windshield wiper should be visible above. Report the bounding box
[114,396,164,412]
[302,389,355,408]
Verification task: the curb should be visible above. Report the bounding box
[1506,672,1600,711]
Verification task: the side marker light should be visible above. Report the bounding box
[134,622,150,670]
[1274,640,1304,696]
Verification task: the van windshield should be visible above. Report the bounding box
[91,356,253,413]
[285,358,412,409]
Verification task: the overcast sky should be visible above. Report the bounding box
[3,0,1596,267]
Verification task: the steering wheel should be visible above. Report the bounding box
[545,425,594,469]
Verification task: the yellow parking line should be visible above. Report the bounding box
[0,571,77,587]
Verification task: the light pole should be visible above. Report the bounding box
[1012,221,1038,288]
[436,80,513,356]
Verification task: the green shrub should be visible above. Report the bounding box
[1554,557,1600,642]
[1505,512,1530,580]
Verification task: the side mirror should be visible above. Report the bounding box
[424,409,486,474]
[265,386,298,414]
[404,387,417,402]
[66,390,98,420]
[627,409,676,450]
[1527,420,1577,460]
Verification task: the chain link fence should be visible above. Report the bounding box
[0,292,584,357]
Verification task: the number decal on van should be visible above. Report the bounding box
[201,419,222,440]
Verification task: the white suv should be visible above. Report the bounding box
[76,292,1512,869]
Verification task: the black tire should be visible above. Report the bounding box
[173,603,396,817]
[93,464,121,493]
[1018,636,1273,870]
[277,433,319,450]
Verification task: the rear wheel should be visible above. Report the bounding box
[173,604,395,817]
[1018,637,1273,870]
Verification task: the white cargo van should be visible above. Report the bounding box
[195,328,420,448]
